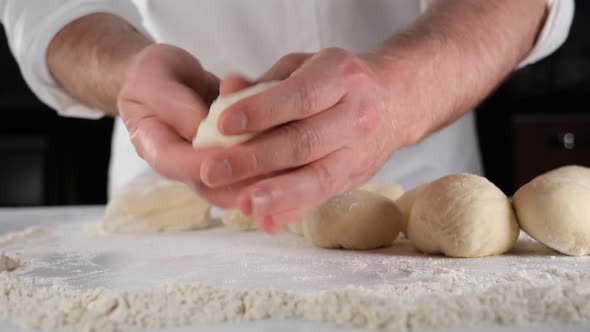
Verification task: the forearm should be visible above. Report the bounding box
[47,13,152,116]
[372,0,547,145]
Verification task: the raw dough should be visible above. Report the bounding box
[193,81,278,147]
[302,190,402,250]
[103,176,212,233]
[358,180,405,201]
[395,183,428,236]
[0,253,19,272]
[512,165,590,256]
[287,222,304,235]
[407,174,519,258]
[221,209,259,231]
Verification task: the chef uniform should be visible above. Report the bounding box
[0,0,575,195]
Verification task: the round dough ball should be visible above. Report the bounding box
[408,174,519,258]
[193,81,278,147]
[512,165,590,256]
[358,181,405,202]
[395,183,428,236]
[287,221,304,236]
[103,176,211,233]
[302,190,402,250]
[221,209,259,231]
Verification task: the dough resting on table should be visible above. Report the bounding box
[221,209,259,231]
[103,176,212,233]
[395,183,428,236]
[358,181,405,201]
[407,173,519,258]
[302,190,402,250]
[512,165,590,256]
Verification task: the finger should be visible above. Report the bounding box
[257,53,312,81]
[125,79,210,141]
[126,110,209,182]
[258,210,305,234]
[218,50,351,135]
[237,148,353,220]
[191,170,284,208]
[220,74,254,96]
[200,102,355,188]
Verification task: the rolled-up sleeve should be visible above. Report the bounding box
[519,0,575,68]
[0,0,147,118]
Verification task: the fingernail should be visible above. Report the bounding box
[224,112,248,134]
[251,189,271,216]
[206,159,232,185]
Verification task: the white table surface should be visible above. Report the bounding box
[1,206,589,332]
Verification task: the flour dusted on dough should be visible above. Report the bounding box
[513,165,590,256]
[302,190,402,250]
[103,176,212,233]
[2,272,590,332]
[408,174,519,258]
[0,253,19,272]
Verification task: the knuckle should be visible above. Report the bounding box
[294,80,317,116]
[285,123,320,164]
[243,149,265,176]
[352,102,379,137]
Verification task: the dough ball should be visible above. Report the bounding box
[103,176,212,233]
[287,221,304,235]
[408,174,519,258]
[358,181,405,201]
[512,165,590,256]
[395,183,428,236]
[193,81,278,147]
[302,190,402,250]
[221,209,259,231]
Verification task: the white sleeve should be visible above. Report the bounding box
[420,0,575,69]
[518,0,575,68]
[0,0,148,119]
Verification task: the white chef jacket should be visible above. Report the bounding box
[0,0,575,196]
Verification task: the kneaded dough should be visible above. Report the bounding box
[358,181,405,202]
[193,81,278,147]
[221,209,259,231]
[302,190,402,250]
[512,165,590,256]
[103,176,212,233]
[395,183,428,236]
[407,174,519,258]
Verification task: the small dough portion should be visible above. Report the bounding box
[221,209,259,231]
[395,183,428,236]
[103,176,212,233]
[358,181,405,202]
[302,190,402,250]
[288,222,304,236]
[408,174,519,258]
[193,81,278,147]
[512,165,590,256]
[0,253,19,272]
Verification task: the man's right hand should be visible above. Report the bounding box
[118,44,220,184]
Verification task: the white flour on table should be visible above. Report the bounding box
[1,222,589,331]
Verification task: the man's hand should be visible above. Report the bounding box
[199,49,413,232]
[118,44,219,184]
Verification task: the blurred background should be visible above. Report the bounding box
[0,3,589,207]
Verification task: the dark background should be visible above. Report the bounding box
[1,4,589,207]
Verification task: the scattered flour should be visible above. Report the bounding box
[1,273,590,332]
[1,221,590,331]
[0,226,47,246]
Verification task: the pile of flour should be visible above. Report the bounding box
[1,271,589,332]
[1,223,589,331]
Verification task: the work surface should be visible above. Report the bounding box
[0,207,589,332]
